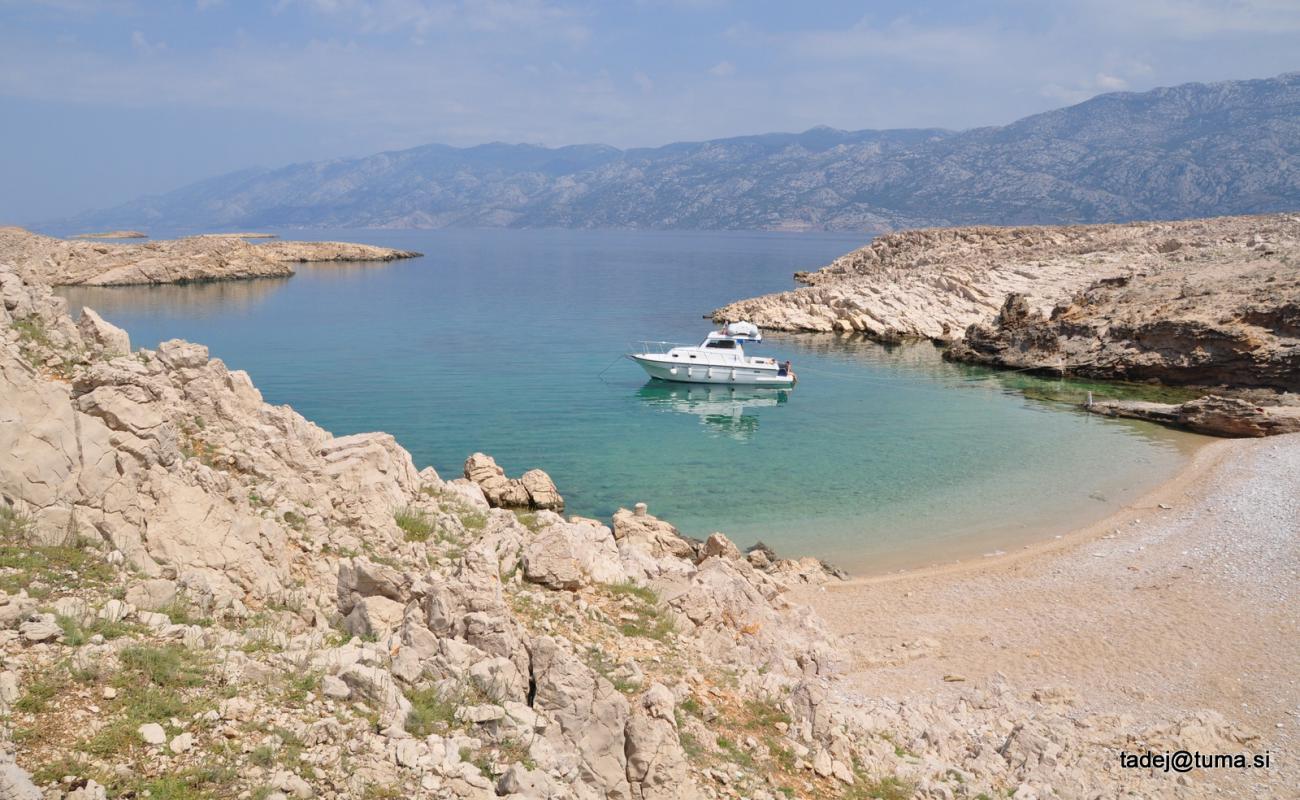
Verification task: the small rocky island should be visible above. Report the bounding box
[70,231,148,240]
[716,213,1300,436]
[0,227,420,286]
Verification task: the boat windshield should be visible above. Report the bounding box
[704,340,737,349]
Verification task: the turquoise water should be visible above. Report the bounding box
[57,228,1200,573]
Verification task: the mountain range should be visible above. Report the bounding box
[59,72,1300,233]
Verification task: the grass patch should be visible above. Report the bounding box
[119,644,207,687]
[458,510,487,531]
[0,533,115,597]
[512,511,544,532]
[404,686,462,737]
[605,580,659,605]
[716,736,756,770]
[283,671,321,705]
[845,774,915,800]
[16,668,68,713]
[394,506,435,542]
[741,697,790,730]
[281,510,306,531]
[51,614,144,648]
[116,763,238,800]
[159,596,212,627]
[617,612,675,641]
[602,580,674,641]
[583,647,640,694]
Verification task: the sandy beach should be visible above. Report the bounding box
[798,433,1300,796]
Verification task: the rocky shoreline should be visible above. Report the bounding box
[715,212,1300,436]
[0,227,419,287]
[1,239,1265,797]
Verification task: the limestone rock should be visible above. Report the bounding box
[138,723,166,745]
[337,557,410,615]
[18,617,61,643]
[77,307,130,354]
[700,532,741,561]
[0,761,41,800]
[612,507,696,561]
[1085,394,1300,437]
[124,578,178,612]
[497,762,564,798]
[343,595,407,639]
[625,683,699,800]
[520,468,564,511]
[523,519,626,590]
[464,452,563,510]
[530,635,631,799]
[338,664,411,728]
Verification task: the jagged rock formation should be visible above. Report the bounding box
[0,227,419,286]
[715,213,1300,343]
[58,74,1300,233]
[0,258,1257,798]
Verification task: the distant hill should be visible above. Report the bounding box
[59,73,1300,233]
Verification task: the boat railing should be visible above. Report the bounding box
[631,340,692,354]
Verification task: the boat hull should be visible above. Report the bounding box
[630,355,795,387]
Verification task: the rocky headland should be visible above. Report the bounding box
[716,212,1300,435]
[4,236,1289,797]
[0,227,419,287]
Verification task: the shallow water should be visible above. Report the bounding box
[57,228,1202,573]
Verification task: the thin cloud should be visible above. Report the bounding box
[707,60,735,77]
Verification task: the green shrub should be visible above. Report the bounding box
[394,506,435,541]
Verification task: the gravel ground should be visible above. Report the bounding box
[799,433,1300,797]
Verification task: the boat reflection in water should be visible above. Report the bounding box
[635,382,790,441]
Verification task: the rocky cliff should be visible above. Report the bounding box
[58,73,1300,233]
[0,252,1247,797]
[0,228,419,286]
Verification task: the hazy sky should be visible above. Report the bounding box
[2,0,1298,222]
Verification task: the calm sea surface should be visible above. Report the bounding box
[57,228,1202,573]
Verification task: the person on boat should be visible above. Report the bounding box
[778,360,791,376]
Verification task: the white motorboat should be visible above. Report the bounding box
[628,322,796,387]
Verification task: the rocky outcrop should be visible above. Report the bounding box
[612,504,698,561]
[523,516,626,590]
[1084,395,1300,437]
[943,221,1300,394]
[714,213,1300,345]
[463,452,564,511]
[0,227,419,286]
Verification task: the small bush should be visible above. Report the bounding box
[394,506,435,541]
[0,504,34,540]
